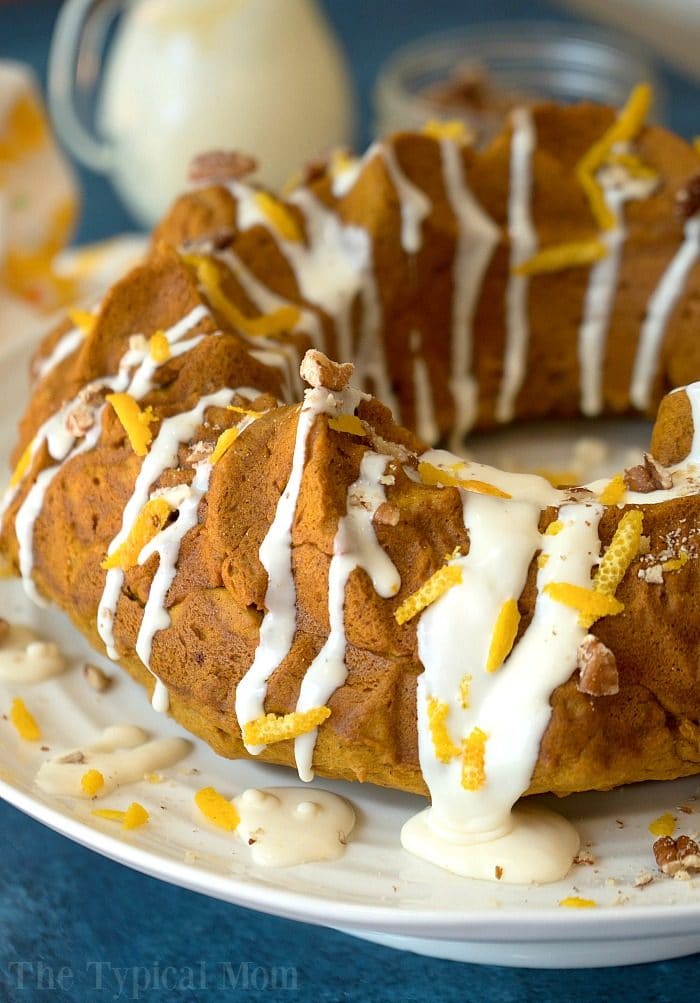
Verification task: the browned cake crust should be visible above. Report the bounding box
[2,100,699,800]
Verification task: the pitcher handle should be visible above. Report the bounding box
[48,0,123,173]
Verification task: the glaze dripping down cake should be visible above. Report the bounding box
[1,88,699,882]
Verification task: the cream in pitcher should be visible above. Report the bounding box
[49,0,356,226]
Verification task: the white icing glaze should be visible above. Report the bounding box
[34,325,85,382]
[97,388,235,677]
[402,803,579,883]
[579,187,626,416]
[35,724,190,798]
[631,215,700,410]
[235,385,364,751]
[377,144,431,255]
[0,623,66,682]
[135,406,262,671]
[439,138,500,449]
[232,786,355,867]
[401,472,603,881]
[411,332,439,446]
[293,451,400,780]
[496,107,537,425]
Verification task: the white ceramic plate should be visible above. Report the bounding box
[1,333,699,970]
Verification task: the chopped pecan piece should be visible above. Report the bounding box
[576,634,619,696]
[65,402,94,438]
[676,172,700,221]
[188,150,258,184]
[300,349,354,391]
[374,502,400,527]
[653,834,700,875]
[57,750,85,765]
[624,452,672,493]
[83,662,112,692]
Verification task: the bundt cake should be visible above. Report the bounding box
[1,87,699,880]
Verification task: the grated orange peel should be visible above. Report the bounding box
[459,674,472,710]
[148,330,171,363]
[80,769,104,796]
[209,427,240,465]
[485,598,520,673]
[545,520,564,536]
[394,563,462,626]
[92,802,149,830]
[559,897,597,909]
[242,706,331,746]
[426,697,461,763]
[106,392,157,457]
[327,414,366,437]
[592,509,643,604]
[648,812,676,837]
[515,239,607,276]
[9,697,40,741]
[543,582,624,628]
[662,551,689,572]
[599,473,626,506]
[254,191,303,242]
[9,437,36,487]
[101,497,174,571]
[577,83,652,231]
[417,461,511,499]
[422,119,471,143]
[195,786,240,831]
[461,727,488,791]
[183,255,300,337]
[67,308,95,337]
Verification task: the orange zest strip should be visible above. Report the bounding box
[599,473,626,505]
[67,308,95,337]
[253,191,303,242]
[461,727,488,791]
[80,769,104,796]
[422,119,471,143]
[101,497,174,571]
[662,551,689,572]
[394,564,462,626]
[242,706,331,746]
[183,255,300,336]
[148,331,171,363]
[459,674,472,710]
[417,461,511,499]
[9,697,40,741]
[9,437,36,487]
[559,897,597,909]
[648,812,676,837]
[92,802,149,829]
[577,83,652,230]
[106,392,157,457]
[210,427,239,465]
[327,414,366,437]
[544,582,624,629]
[195,786,240,831]
[426,697,461,763]
[515,240,607,276]
[593,510,643,601]
[485,598,520,673]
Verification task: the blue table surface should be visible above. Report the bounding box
[2,1,700,999]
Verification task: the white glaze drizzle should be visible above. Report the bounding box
[97,388,235,673]
[579,187,626,416]
[631,215,700,410]
[135,407,262,671]
[403,490,603,880]
[232,786,355,867]
[36,724,190,798]
[235,384,365,752]
[0,623,66,682]
[377,144,431,255]
[439,138,500,449]
[410,329,439,446]
[293,451,400,780]
[34,325,85,382]
[496,107,537,424]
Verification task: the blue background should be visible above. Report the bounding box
[2,1,700,999]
